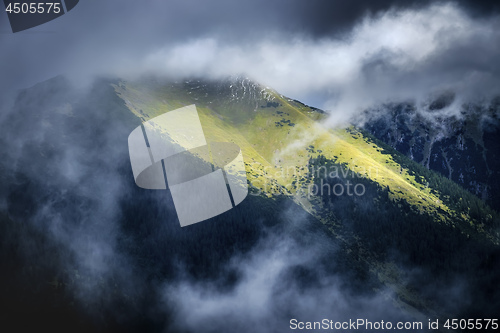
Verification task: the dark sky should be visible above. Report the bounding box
[1,0,500,111]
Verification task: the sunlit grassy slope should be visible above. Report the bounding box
[113,77,498,245]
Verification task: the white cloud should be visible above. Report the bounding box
[114,3,500,127]
[163,231,408,333]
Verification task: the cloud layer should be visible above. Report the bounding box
[138,3,500,126]
[165,232,410,333]
[2,1,500,124]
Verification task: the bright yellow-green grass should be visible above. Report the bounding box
[113,79,480,231]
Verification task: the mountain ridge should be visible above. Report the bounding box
[114,75,500,318]
[1,75,499,329]
[114,76,499,240]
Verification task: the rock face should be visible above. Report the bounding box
[358,96,500,210]
[176,76,278,115]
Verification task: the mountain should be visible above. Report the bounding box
[115,76,499,234]
[115,76,500,316]
[357,95,500,211]
[0,76,499,332]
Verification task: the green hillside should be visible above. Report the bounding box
[114,77,498,241]
[112,76,500,320]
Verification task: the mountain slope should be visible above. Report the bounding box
[358,98,500,211]
[1,76,499,330]
[115,77,499,244]
[114,76,500,320]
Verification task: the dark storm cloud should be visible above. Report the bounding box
[2,0,500,157]
[0,0,499,94]
[290,0,500,36]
